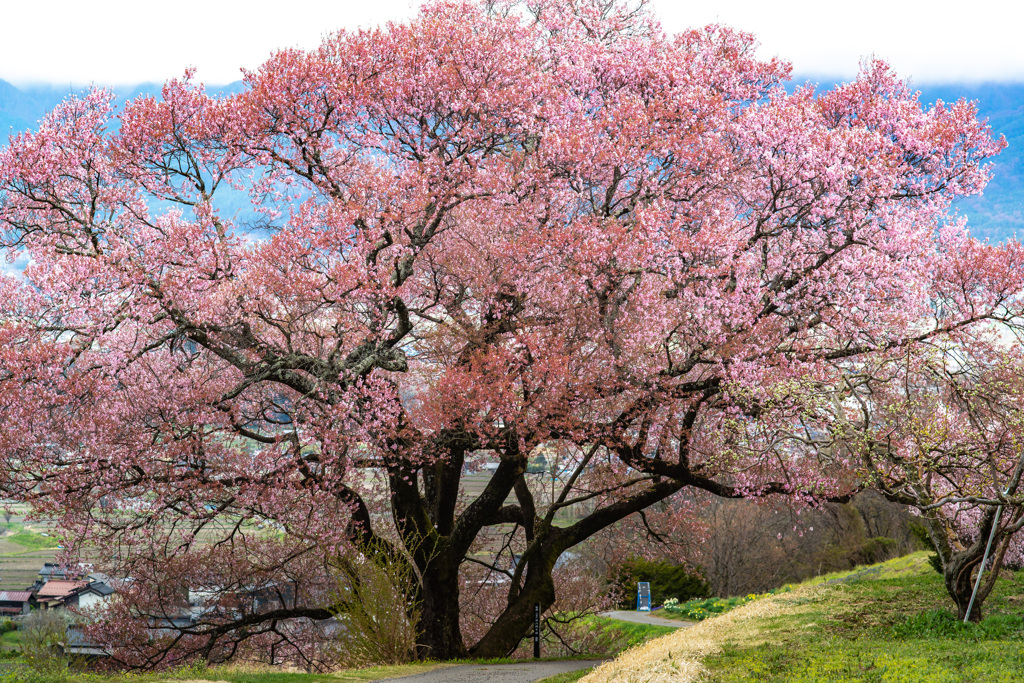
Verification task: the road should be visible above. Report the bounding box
[598,610,694,629]
[382,659,607,683]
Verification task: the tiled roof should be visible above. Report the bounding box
[35,580,87,598]
[0,591,31,602]
[39,562,93,577]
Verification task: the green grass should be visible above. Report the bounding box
[659,585,794,621]
[581,615,677,649]
[6,532,60,550]
[535,667,596,683]
[1,523,60,550]
[700,552,1024,682]
[212,663,452,682]
[0,656,608,682]
[0,631,21,651]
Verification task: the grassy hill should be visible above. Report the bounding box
[582,552,1024,683]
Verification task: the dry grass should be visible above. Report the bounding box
[580,585,826,683]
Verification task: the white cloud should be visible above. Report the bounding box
[655,0,1024,83]
[2,0,419,86]
[1,1,1022,86]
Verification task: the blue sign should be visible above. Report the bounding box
[637,582,651,611]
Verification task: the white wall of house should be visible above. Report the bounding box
[77,592,110,610]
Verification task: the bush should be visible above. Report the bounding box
[908,521,944,574]
[662,585,792,621]
[610,558,710,609]
[20,609,70,674]
[0,618,16,634]
[330,549,421,666]
[852,536,900,565]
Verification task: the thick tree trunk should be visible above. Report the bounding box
[944,534,1013,623]
[469,552,558,658]
[931,506,1010,624]
[944,551,984,623]
[470,593,556,657]
[412,551,559,660]
[416,565,468,660]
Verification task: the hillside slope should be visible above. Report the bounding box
[582,553,1024,683]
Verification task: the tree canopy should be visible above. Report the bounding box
[1,0,1022,667]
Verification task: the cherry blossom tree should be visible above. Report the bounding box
[1,0,1022,665]
[825,339,1024,621]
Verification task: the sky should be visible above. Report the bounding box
[2,0,1023,87]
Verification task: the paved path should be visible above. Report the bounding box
[599,610,695,628]
[382,659,606,683]
[379,613,686,682]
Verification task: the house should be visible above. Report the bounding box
[37,562,68,583]
[76,581,115,609]
[189,581,298,616]
[248,582,297,614]
[33,580,88,609]
[31,579,115,610]
[0,590,31,616]
[63,624,108,658]
[34,562,94,587]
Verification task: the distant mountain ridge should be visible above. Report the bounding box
[1,77,1022,242]
[0,80,245,137]
[915,82,1024,243]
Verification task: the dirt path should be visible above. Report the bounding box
[599,610,695,629]
[381,659,606,682]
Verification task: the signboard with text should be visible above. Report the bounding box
[637,582,651,611]
[533,603,541,658]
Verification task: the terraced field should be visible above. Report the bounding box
[0,506,60,591]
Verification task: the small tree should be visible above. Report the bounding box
[829,343,1024,621]
[21,609,71,674]
[611,558,710,608]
